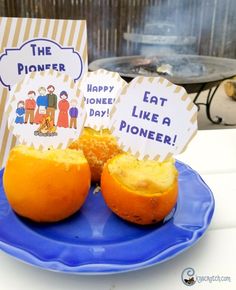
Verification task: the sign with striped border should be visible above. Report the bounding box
[79,69,127,130]
[6,69,86,149]
[0,17,87,167]
[110,76,198,161]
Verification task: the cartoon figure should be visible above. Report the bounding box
[34,116,57,136]
[57,91,69,128]
[25,90,36,124]
[15,101,25,124]
[46,85,57,125]
[69,99,78,129]
[34,87,48,124]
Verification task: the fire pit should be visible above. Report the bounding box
[89,55,236,124]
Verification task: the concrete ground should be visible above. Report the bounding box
[190,83,236,130]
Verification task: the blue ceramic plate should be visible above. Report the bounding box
[0,160,214,274]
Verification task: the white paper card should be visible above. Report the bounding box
[79,69,127,130]
[6,69,87,149]
[110,76,198,161]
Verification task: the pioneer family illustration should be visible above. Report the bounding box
[15,85,79,136]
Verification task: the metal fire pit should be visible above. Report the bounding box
[89,55,236,125]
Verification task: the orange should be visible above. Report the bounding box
[3,145,91,222]
[69,127,122,182]
[101,153,178,225]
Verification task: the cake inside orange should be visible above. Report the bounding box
[3,145,91,222]
[101,153,178,225]
[69,127,122,182]
[108,154,177,193]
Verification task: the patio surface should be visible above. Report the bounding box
[191,83,236,130]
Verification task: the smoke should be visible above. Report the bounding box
[129,1,200,56]
[122,0,234,58]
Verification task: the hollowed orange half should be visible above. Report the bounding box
[101,153,178,225]
[69,127,122,182]
[3,145,91,222]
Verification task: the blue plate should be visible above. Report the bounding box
[0,160,214,274]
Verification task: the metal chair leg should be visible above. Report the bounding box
[194,84,236,125]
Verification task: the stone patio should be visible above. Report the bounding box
[190,83,236,130]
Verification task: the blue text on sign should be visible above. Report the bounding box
[31,44,52,56]
[87,84,114,93]
[143,91,167,106]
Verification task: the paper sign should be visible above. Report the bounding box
[0,17,87,167]
[79,69,127,130]
[110,76,198,161]
[6,70,86,149]
[0,38,84,90]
